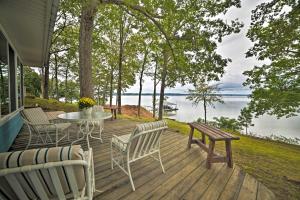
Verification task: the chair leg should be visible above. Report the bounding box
[110,142,114,169]
[56,129,59,147]
[127,162,135,191]
[67,129,70,141]
[99,123,103,143]
[158,150,165,173]
[26,131,32,150]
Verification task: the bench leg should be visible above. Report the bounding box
[225,140,233,168]
[187,127,194,149]
[206,140,215,169]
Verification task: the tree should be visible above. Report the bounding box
[244,1,300,118]
[213,116,241,132]
[79,0,99,98]
[24,67,41,97]
[238,107,253,134]
[187,83,223,124]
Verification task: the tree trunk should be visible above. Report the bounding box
[137,49,148,117]
[40,67,45,98]
[42,53,50,99]
[54,54,59,100]
[65,63,69,103]
[152,58,158,118]
[109,65,114,106]
[158,47,168,120]
[79,0,98,98]
[102,78,108,105]
[97,86,100,104]
[117,12,124,114]
[204,97,207,124]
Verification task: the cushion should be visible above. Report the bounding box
[0,145,85,199]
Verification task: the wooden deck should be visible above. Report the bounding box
[10,119,276,200]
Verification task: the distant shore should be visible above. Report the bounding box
[120,93,250,97]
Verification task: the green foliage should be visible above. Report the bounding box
[238,107,254,134]
[25,97,77,112]
[187,83,223,107]
[244,1,300,118]
[213,116,241,131]
[187,83,223,123]
[24,67,41,97]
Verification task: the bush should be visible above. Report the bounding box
[25,97,78,112]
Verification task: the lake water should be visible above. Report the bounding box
[112,95,300,139]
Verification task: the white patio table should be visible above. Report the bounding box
[58,111,112,148]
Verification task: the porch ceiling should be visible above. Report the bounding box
[0,0,59,67]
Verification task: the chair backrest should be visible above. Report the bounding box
[128,120,168,160]
[22,107,50,124]
[0,145,93,200]
[93,105,104,113]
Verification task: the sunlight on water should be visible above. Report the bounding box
[112,95,300,138]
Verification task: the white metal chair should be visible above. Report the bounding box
[91,105,104,143]
[110,120,168,191]
[21,107,71,149]
[0,145,95,200]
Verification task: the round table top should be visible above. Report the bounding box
[58,111,112,122]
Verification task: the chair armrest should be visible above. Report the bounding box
[111,135,128,144]
[24,121,58,132]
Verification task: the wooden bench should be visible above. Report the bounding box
[187,122,240,169]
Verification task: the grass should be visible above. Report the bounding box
[25,97,300,199]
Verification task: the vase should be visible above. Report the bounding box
[83,107,93,116]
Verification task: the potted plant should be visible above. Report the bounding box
[78,97,96,116]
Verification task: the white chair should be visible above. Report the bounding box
[0,145,95,200]
[110,120,168,191]
[21,107,71,149]
[92,105,104,143]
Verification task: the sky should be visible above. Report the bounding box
[127,0,268,94]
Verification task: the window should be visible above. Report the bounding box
[0,32,9,117]
[17,59,24,107]
[9,45,16,112]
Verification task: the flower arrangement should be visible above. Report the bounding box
[78,97,96,110]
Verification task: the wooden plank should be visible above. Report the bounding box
[218,167,246,200]
[200,166,235,200]
[95,147,202,200]
[93,135,187,176]
[257,182,276,200]
[161,161,209,200]
[237,173,258,200]
[201,123,239,140]
[190,123,222,140]
[181,164,225,200]
[9,119,275,200]
[192,139,209,152]
[133,151,206,200]
[93,138,189,189]
[94,137,189,189]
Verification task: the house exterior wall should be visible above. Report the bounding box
[0,30,24,152]
[0,111,22,152]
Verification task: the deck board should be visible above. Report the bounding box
[10,119,276,200]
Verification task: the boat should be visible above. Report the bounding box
[162,101,178,112]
